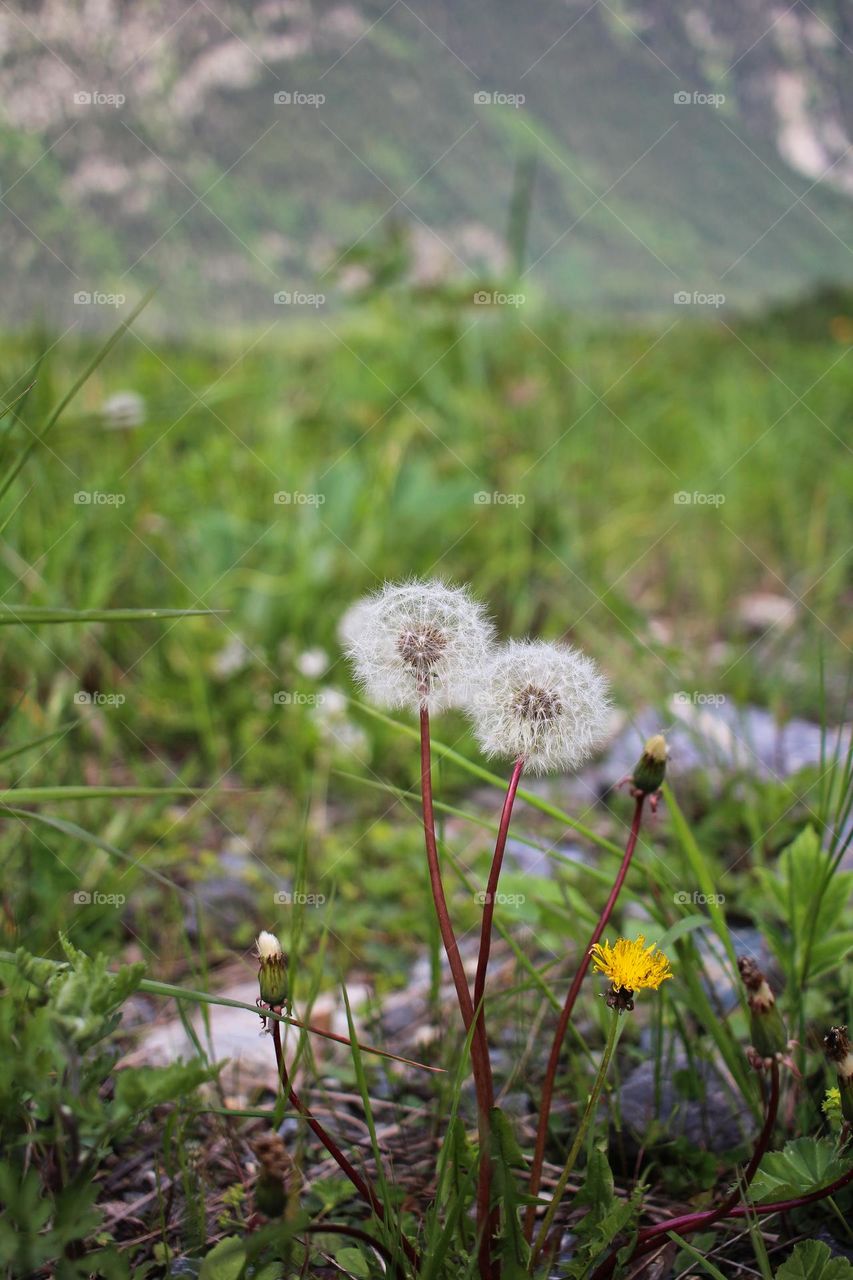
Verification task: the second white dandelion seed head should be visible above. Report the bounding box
[468,639,610,774]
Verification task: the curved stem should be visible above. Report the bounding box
[648,1060,780,1239]
[419,704,497,1280]
[301,1223,401,1276]
[525,794,646,1241]
[530,1009,622,1269]
[591,1163,853,1280]
[270,1021,419,1271]
[591,1062,784,1280]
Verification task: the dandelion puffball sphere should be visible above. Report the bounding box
[344,579,495,713]
[469,639,610,774]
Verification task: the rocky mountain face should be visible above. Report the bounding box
[1,0,851,329]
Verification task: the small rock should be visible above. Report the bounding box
[619,1051,754,1153]
[736,592,797,634]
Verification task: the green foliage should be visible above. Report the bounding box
[757,826,853,985]
[751,1137,853,1203]
[775,1240,853,1279]
[561,1147,642,1278]
[489,1107,532,1276]
[0,942,215,1277]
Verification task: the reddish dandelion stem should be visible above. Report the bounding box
[473,756,525,1019]
[419,703,497,1280]
[270,1020,419,1271]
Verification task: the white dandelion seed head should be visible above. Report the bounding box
[343,578,495,713]
[256,930,283,961]
[469,639,610,774]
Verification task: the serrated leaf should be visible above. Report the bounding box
[562,1150,642,1277]
[489,1107,531,1276]
[751,1137,851,1203]
[775,1239,853,1279]
[114,1061,216,1116]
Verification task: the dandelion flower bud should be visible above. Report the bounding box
[468,639,609,774]
[252,1130,293,1217]
[343,578,495,713]
[630,733,668,796]
[256,931,288,1008]
[738,956,787,1065]
[590,934,672,1012]
[823,1026,853,1123]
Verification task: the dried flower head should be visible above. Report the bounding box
[252,1130,293,1217]
[591,935,672,1012]
[738,955,788,1068]
[343,579,495,713]
[468,639,609,774]
[824,1025,853,1122]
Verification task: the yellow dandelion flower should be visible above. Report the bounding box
[590,935,672,1011]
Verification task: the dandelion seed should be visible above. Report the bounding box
[468,639,609,774]
[343,578,495,713]
[590,934,672,1011]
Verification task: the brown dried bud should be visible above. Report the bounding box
[738,955,787,1063]
[823,1025,853,1124]
[252,1131,292,1218]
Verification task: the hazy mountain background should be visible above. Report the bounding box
[2,0,852,330]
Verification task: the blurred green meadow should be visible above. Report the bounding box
[2,284,851,975]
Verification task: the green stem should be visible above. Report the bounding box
[529,1009,622,1268]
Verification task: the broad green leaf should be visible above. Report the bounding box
[333,1247,371,1278]
[775,1240,853,1279]
[199,1236,246,1280]
[751,1137,851,1203]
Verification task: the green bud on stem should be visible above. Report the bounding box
[631,734,668,796]
[256,931,289,1007]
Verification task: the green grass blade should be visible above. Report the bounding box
[0,607,216,626]
[0,288,156,504]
